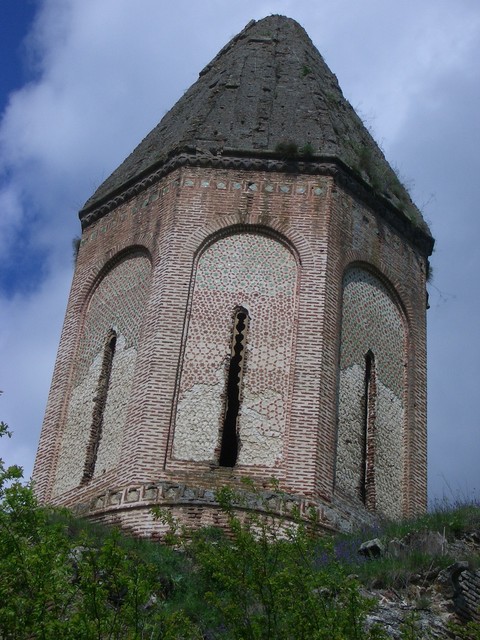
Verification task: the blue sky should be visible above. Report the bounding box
[1,0,479,506]
[0,2,37,112]
[0,1,43,295]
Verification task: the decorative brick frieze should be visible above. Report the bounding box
[69,478,379,537]
[78,152,433,257]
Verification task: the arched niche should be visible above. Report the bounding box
[335,265,407,519]
[173,231,299,468]
[53,250,151,495]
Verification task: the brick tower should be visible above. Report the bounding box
[33,16,434,534]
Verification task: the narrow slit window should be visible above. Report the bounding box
[82,329,117,483]
[361,350,376,509]
[219,308,249,467]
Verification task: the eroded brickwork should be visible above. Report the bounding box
[53,253,151,495]
[336,267,406,519]
[173,233,298,467]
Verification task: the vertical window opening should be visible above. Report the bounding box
[361,350,376,509]
[219,308,249,467]
[82,330,117,483]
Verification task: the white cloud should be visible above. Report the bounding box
[0,266,71,477]
[0,184,24,254]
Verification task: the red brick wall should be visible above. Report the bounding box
[33,164,428,530]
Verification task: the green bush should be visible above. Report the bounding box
[4,418,478,638]
[155,482,386,639]
[0,422,201,639]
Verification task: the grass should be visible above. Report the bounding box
[61,497,480,592]
[31,496,480,637]
[332,496,480,592]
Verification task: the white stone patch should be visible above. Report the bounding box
[238,387,284,466]
[173,374,286,466]
[53,336,137,495]
[53,357,102,496]
[173,366,225,461]
[94,337,137,477]
[336,365,404,520]
[336,364,364,496]
[375,380,404,519]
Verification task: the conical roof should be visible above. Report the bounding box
[80,15,432,243]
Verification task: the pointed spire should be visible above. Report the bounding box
[80,15,431,242]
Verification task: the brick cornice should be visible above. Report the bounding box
[79,149,434,256]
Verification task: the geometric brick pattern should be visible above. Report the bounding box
[52,252,151,496]
[173,232,298,467]
[340,267,406,397]
[336,266,406,519]
[74,251,151,384]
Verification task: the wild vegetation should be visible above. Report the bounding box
[1,423,479,639]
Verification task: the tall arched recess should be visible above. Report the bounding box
[335,266,407,520]
[53,250,151,496]
[173,231,299,468]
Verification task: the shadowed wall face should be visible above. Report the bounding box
[173,232,298,467]
[53,252,151,496]
[336,267,406,519]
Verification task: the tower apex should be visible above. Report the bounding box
[81,15,431,251]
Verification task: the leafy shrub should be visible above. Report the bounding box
[0,423,201,639]
[155,482,386,639]
[3,418,479,639]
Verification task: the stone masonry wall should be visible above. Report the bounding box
[173,232,298,467]
[53,252,151,495]
[336,267,406,520]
